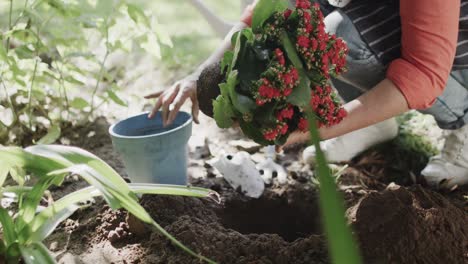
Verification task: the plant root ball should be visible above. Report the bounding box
[197,62,224,118]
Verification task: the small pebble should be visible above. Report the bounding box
[108,230,120,243]
[49,241,58,251]
[115,227,125,235]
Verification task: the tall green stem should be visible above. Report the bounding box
[306,108,362,264]
[88,19,110,118]
[6,0,13,52]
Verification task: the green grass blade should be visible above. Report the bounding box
[0,147,64,177]
[25,145,135,199]
[0,207,16,246]
[128,183,220,202]
[306,110,362,264]
[29,204,80,243]
[0,161,11,187]
[30,187,99,239]
[2,186,33,196]
[16,176,55,233]
[20,242,56,264]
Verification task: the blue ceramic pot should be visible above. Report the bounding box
[109,111,192,185]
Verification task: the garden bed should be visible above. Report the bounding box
[44,117,468,264]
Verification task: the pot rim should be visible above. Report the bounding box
[109,111,192,139]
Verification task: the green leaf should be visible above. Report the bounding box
[36,125,61,145]
[127,4,150,27]
[280,31,310,106]
[0,161,11,187]
[213,95,234,128]
[19,242,56,264]
[17,176,56,233]
[15,45,35,59]
[221,71,255,114]
[252,0,288,32]
[230,28,254,74]
[0,44,7,61]
[305,109,362,264]
[221,51,234,73]
[10,166,26,186]
[280,30,304,69]
[107,89,128,107]
[238,120,270,146]
[64,76,84,86]
[232,36,269,94]
[0,145,138,208]
[286,70,310,106]
[70,97,89,109]
[0,207,16,246]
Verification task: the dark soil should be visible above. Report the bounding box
[44,118,468,264]
[197,62,223,118]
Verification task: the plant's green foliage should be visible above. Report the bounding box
[221,51,234,73]
[238,120,270,146]
[305,109,362,264]
[230,28,254,74]
[127,4,151,27]
[0,145,218,263]
[252,0,289,32]
[107,89,128,107]
[36,125,61,145]
[19,242,55,264]
[280,31,311,107]
[221,70,256,114]
[0,0,171,146]
[0,161,11,187]
[0,207,16,246]
[213,95,234,128]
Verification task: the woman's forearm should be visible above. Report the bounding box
[320,78,409,140]
[191,22,248,79]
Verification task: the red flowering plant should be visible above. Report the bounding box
[213,0,348,145]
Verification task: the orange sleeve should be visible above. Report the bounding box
[386,0,460,109]
[240,0,259,26]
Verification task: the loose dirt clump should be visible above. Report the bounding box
[350,185,468,264]
[136,183,328,264]
[44,117,467,263]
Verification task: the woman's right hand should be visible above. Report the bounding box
[145,74,200,126]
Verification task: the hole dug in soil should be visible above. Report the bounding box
[217,189,321,242]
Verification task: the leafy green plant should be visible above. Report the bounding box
[0,0,172,145]
[0,145,218,263]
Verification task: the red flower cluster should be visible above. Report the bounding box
[262,104,295,141]
[263,122,289,141]
[296,0,311,9]
[310,84,347,128]
[218,0,349,144]
[255,48,300,106]
[292,2,348,81]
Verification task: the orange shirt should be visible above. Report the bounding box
[241,1,461,110]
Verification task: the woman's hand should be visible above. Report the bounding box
[145,75,200,126]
